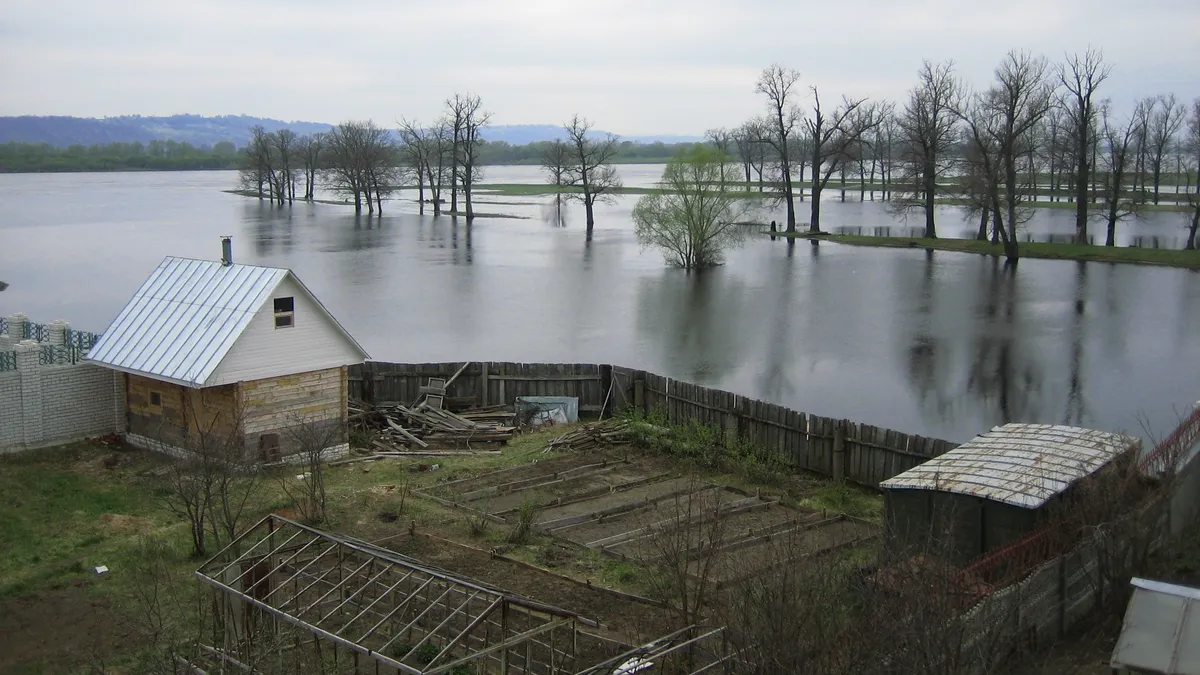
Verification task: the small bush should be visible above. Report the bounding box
[506,497,540,545]
[466,507,491,538]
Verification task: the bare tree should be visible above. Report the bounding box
[893,60,964,237]
[271,129,298,206]
[299,133,323,201]
[450,93,492,221]
[1147,93,1187,204]
[957,51,1055,263]
[561,114,623,239]
[323,120,397,214]
[756,65,803,232]
[1184,98,1200,249]
[957,97,1012,253]
[276,415,344,524]
[541,139,573,226]
[1094,100,1147,247]
[705,127,734,189]
[398,119,433,213]
[806,89,883,233]
[239,125,275,201]
[734,120,768,191]
[1058,48,1111,241]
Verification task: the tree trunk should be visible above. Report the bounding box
[809,180,823,234]
[1187,209,1199,250]
[923,163,937,239]
[782,160,797,233]
[1105,203,1118,247]
[1152,164,1162,204]
[1075,122,1089,242]
[839,167,847,202]
[584,197,595,239]
[977,206,989,241]
[417,177,425,214]
[465,180,474,221]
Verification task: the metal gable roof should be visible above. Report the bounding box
[85,257,287,387]
[879,423,1139,509]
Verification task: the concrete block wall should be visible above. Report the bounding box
[0,313,125,453]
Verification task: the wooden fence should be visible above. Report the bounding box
[349,361,959,488]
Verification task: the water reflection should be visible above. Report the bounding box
[635,270,746,382]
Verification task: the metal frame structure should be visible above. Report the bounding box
[195,515,587,674]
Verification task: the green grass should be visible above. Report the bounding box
[0,445,184,599]
[801,482,882,521]
[774,232,1200,269]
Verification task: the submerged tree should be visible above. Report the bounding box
[1058,48,1111,242]
[299,132,324,201]
[632,146,749,270]
[323,120,398,213]
[755,65,803,232]
[893,60,964,238]
[540,139,573,226]
[805,88,882,233]
[1184,98,1200,249]
[448,93,491,220]
[1146,93,1186,204]
[1094,100,1146,247]
[560,114,622,239]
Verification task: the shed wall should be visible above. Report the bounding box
[207,276,363,386]
[126,374,240,450]
[239,366,347,460]
[886,489,1039,566]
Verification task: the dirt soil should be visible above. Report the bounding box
[0,580,144,673]
[381,533,677,645]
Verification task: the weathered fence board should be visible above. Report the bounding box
[353,361,959,488]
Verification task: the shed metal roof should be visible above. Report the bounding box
[86,256,365,387]
[878,423,1138,508]
[1111,578,1200,674]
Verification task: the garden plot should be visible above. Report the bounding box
[422,454,671,519]
[701,515,879,588]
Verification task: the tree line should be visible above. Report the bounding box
[0,139,240,172]
[546,49,1199,265]
[721,50,1200,258]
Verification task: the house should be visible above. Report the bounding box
[1111,577,1200,674]
[879,423,1141,566]
[85,238,369,461]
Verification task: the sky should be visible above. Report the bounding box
[1,0,1198,136]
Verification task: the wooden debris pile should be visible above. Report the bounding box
[350,399,517,452]
[545,419,633,453]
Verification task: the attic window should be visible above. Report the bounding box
[273,297,294,328]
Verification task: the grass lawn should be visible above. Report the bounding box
[774,232,1200,269]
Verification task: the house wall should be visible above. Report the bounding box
[207,275,364,387]
[239,366,348,461]
[125,374,239,453]
[0,343,125,453]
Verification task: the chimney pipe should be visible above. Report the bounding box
[221,236,233,266]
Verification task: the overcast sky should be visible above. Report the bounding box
[2,0,1197,135]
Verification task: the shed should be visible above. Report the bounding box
[1111,577,1200,674]
[85,239,369,461]
[879,423,1140,565]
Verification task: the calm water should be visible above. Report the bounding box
[2,168,1198,444]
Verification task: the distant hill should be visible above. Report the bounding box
[0,115,333,147]
[0,115,703,148]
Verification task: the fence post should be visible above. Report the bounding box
[832,420,846,482]
[634,379,645,416]
[6,312,27,341]
[48,319,69,347]
[15,340,43,448]
[480,362,490,407]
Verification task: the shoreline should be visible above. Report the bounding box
[768,231,1200,269]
